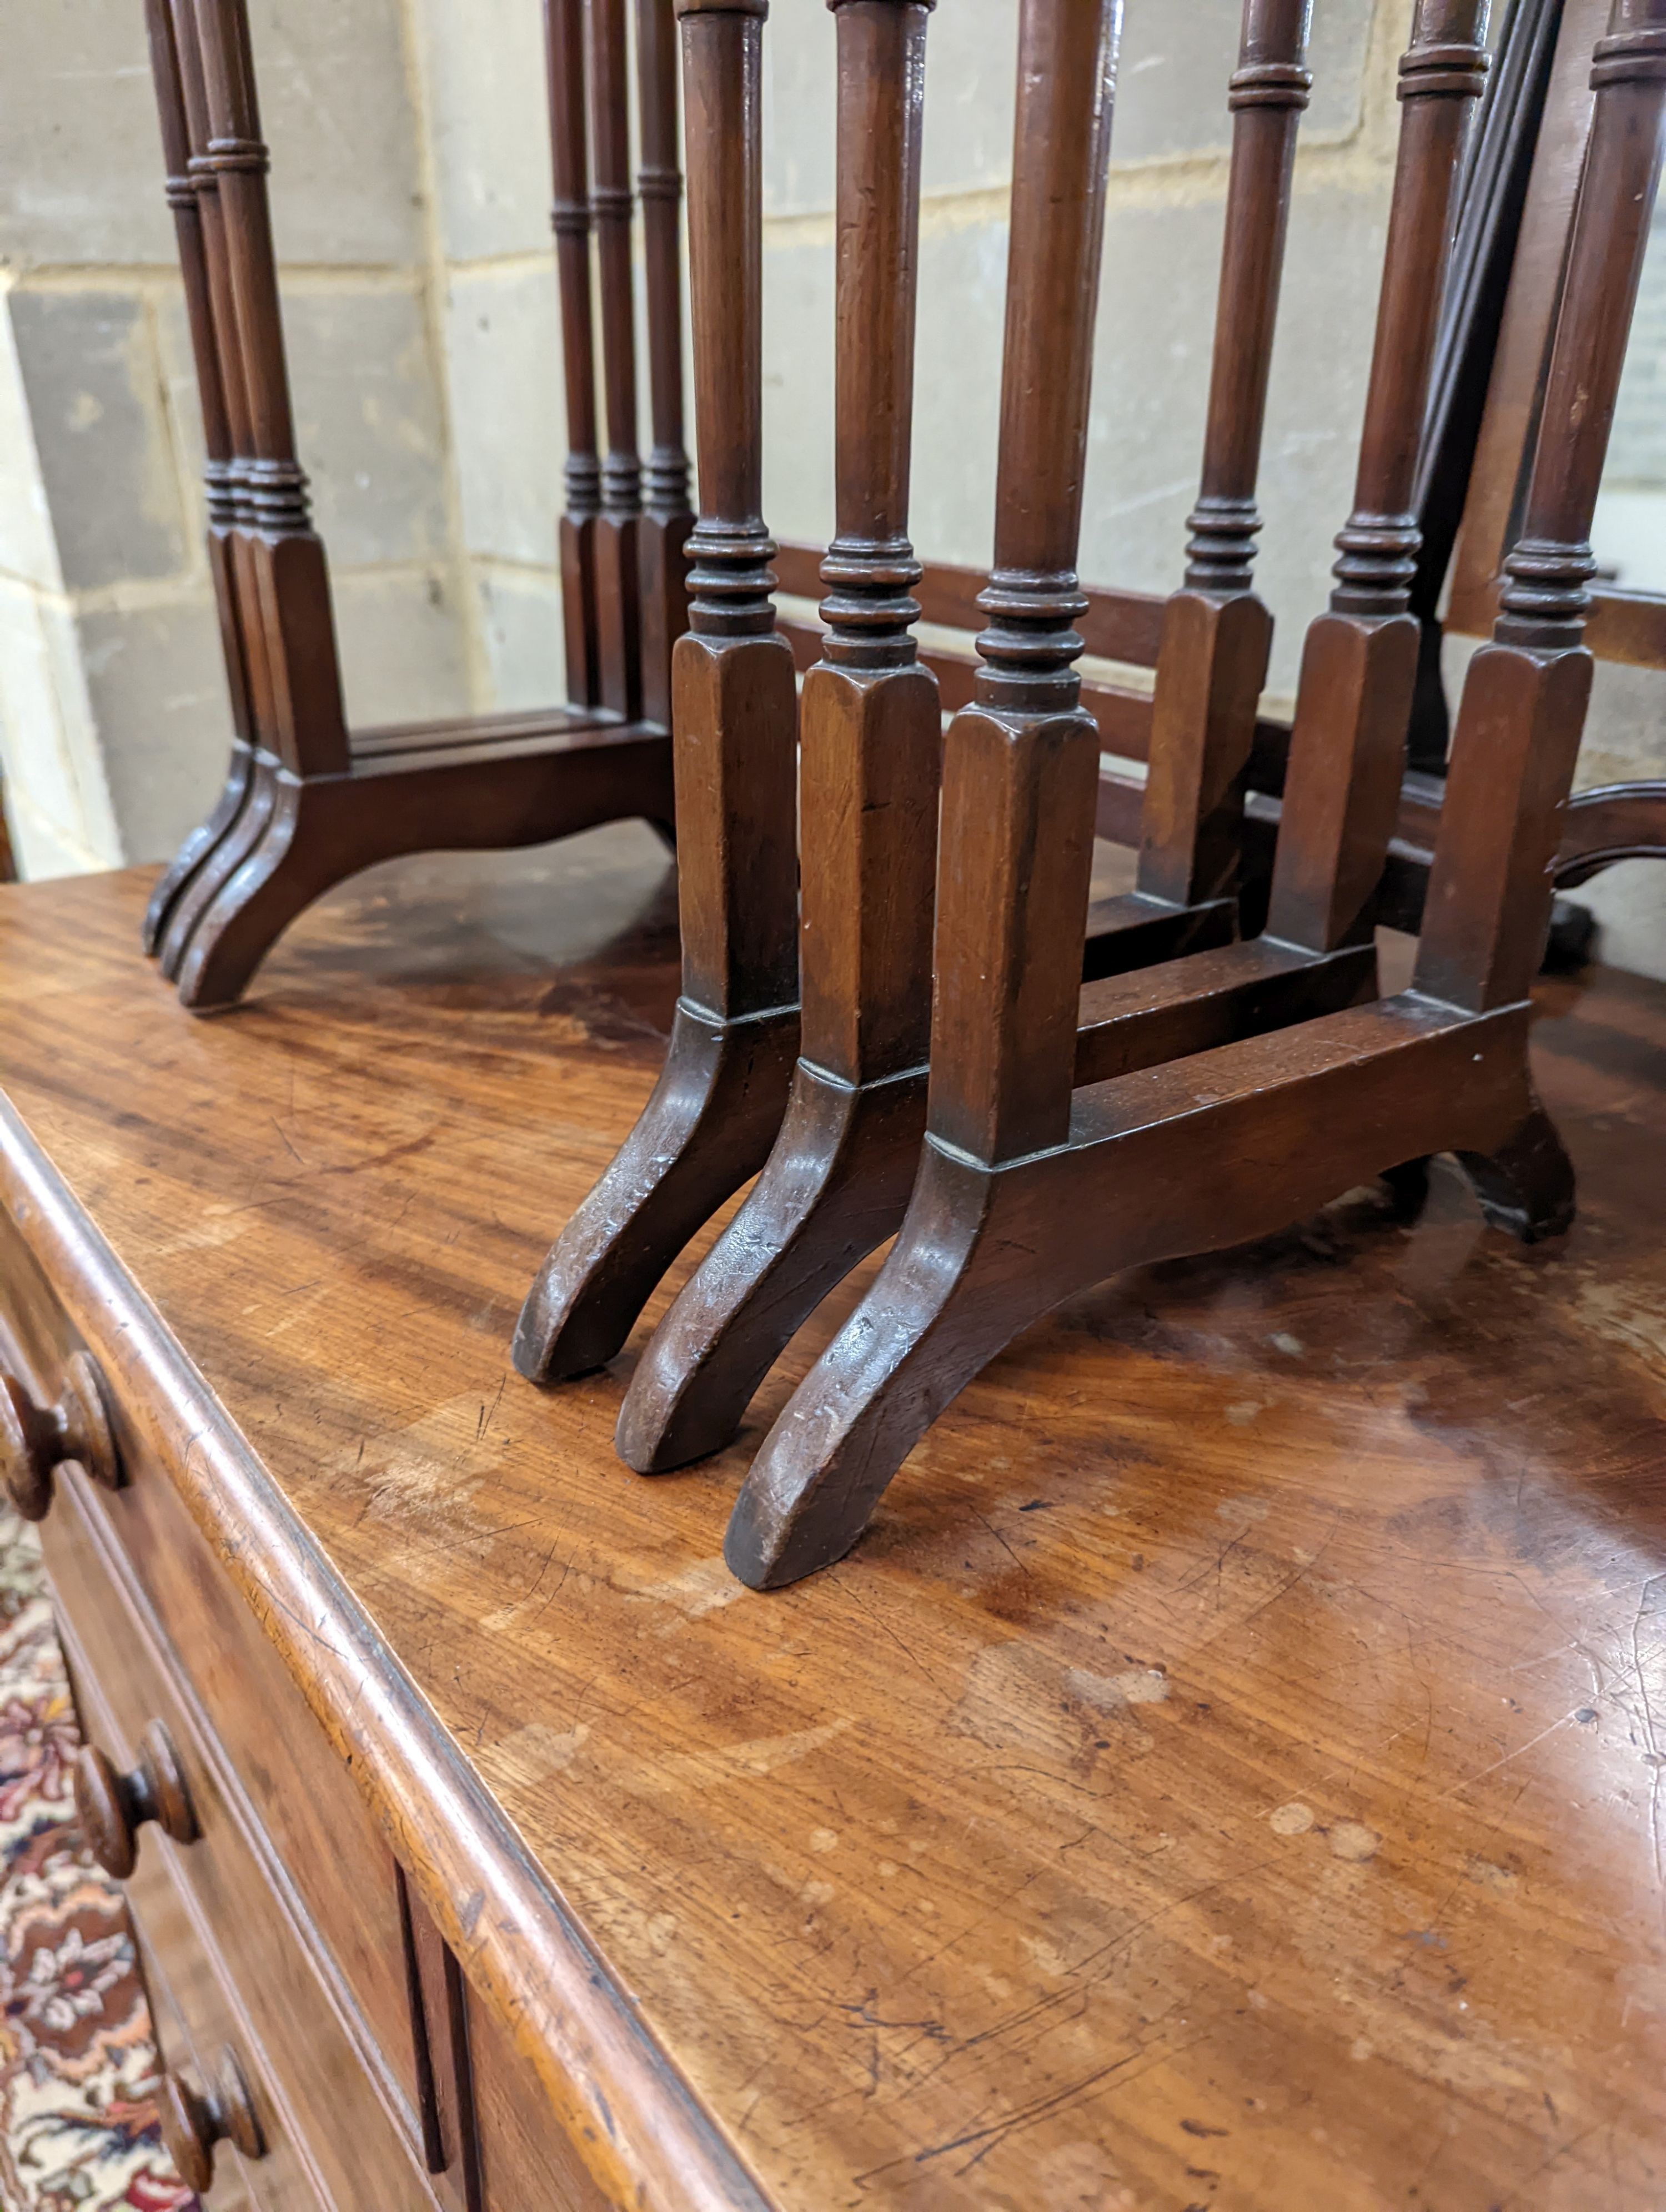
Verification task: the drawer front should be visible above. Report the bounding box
[0,1207,420,2115]
[0,1193,669,2212]
[469,1994,613,2212]
[122,1832,314,2212]
[48,1478,441,2212]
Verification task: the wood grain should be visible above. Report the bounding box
[1,842,1664,2204]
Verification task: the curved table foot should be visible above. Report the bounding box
[727,1004,1568,1590]
[173,775,348,1011]
[616,1062,928,1473]
[1458,1101,1576,1244]
[143,743,255,957]
[163,725,676,1008]
[514,1001,801,1385]
[158,754,279,982]
[724,1144,1057,1590]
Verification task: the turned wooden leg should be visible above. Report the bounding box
[548,0,603,710]
[720,0,1118,1581]
[1458,1102,1575,1244]
[616,0,941,1469]
[612,627,939,1471]
[516,2,800,1392]
[141,1,267,963]
[587,0,646,721]
[143,740,255,956]
[513,1000,800,1381]
[634,0,694,728]
[511,623,799,1385]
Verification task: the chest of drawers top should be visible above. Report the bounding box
[1,834,1664,2212]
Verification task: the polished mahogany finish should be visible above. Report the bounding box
[772,6,1665,934]
[636,0,697,730]
[0,1348,121,1520]
[1266,0,1491,959]
[588,0,646,722]
[929,0,1122,1167]
[608,0,1337,1475]
[549,0,604,712]
[1101,0,1312,963]
[514,0,802,1390]
[724,0,1660,1590]
[138,0,685,1010]
[74,1721,200,1881]
[140,0,259,916]
[615,0,940,1475]
[139,0,266,973]
[43,1349,477,2209]
[1419,0,1666,1005]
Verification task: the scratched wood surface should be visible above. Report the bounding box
[2,831,1664,2210]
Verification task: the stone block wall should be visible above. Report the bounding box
[760,0,1389,708]
[0,0,474,877]
[1594,202,1666,593]
[1,0,1661,972]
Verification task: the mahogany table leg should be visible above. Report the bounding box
[171,769,318,1011]
[588,0,646,722]
[1088,0,1311,964]
[1362,0,1636,1243]
[158,0,352,1004]
[142,0,266,957]
[719,0,1118,1569]
[159,0,358,1003]
[515,0,799,1384]
[635,0,695,730]
[1460,1109,1578,1241]
[1419,647,1597,1242]
[546,0,604,712]
[145,741,255,959]
[514,999,800,1379]
[1264,6,1493,963]
[725,0,1658,1590]
[157,752,279,982]
[616,0,940,1472]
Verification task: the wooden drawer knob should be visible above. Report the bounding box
[158,2047,267,2193]
[74,1720,199,1879]
[0,1349,121,1521]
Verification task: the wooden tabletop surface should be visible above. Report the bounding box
[1,826,1663,2211]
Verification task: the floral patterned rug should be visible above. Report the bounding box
[0,1507,195,2211]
